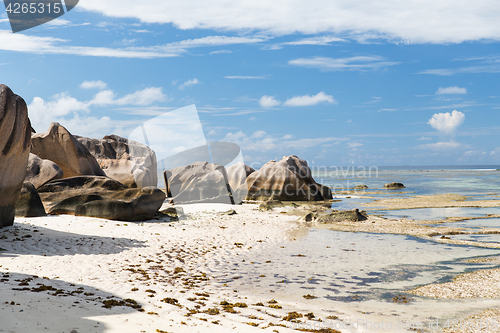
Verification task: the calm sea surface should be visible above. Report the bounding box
[314,165,500,197]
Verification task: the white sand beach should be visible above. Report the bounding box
[1,203,360,333]
[4,200,500,333]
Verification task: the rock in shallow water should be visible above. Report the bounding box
[384,182,406,189]
[0,84,31,228]
[299,209,368,223]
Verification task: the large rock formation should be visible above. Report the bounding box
[15,182,46,217]
[31,122,106,179]
[0,85,31,228]
[168,161,235,204]
[76,134,157,188]
[245,155,332,201]
[25,153,64,188]
[37,176,165,221]
[226,162,254,200]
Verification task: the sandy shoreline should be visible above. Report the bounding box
[2,195,500,332]
[1,203,358,333]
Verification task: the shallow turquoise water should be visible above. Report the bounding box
[313,166,500,197]
[313,166,500,223]
[432,218,500,229]
[373,207,500,221]
[442,233,500,244]
[214,228,500,332]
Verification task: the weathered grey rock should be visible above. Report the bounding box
[0,85,31,228]
[76,135,157,188]
[384,182,406,189]
[168,162,236,204]
[37,176,165,221]
[316,209,368,223]
[49,194,103,215]
[220,209,237,216]
[31,122,106,179]
[15,182,46,217]
[160,206,184,215]
[75,187,166,221]
[25,153,64,188]
[298,209,368,223]
[226,162,254,200]
[245,155,332,201]
[158,206,185,221]
[353,184,368,190]
[298,211,317,222]
[258,200,285,211]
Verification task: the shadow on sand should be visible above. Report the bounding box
[0,271,141,333]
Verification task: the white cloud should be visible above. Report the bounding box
[251,130,267,139]
[417,141,464,150]
[282,36,346,46]
[222,130,346,152]
[89,87,166,106]
[419,57,500,75]
[80,80,108,90]
[0,31,264,58]
[283,92,336,107]
[348,142,363,148]
[78,1,500,44]
[28,86,166,134]
[417,136,433,141]
[0,30,175,58]
[490,148,500,157]
[29,93,89,132]
[435,86,467,95]
[259,95,281,108]
[225,75,269,79]
[172,36,265,48]
[210,50,233,55]
[464,150,487,156]
[428,110,465,135]
[179,78,201,89]
[44,19,71,27]
[117,87,166,105]
[289,56,399,71]
[132,29,153,34]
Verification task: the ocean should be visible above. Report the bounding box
[314,165,500,197]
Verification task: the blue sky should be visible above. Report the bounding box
[1,1,500,167]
